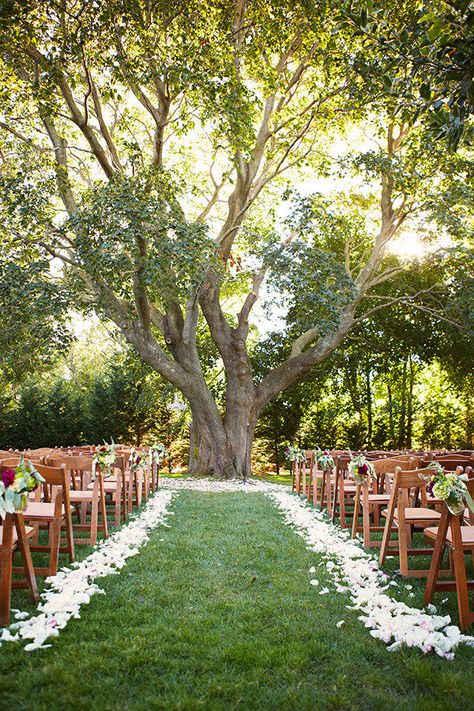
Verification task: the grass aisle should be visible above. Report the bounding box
[1,491,473,711]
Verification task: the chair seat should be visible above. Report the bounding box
[88,481,118,491]
[359,494,388,506]
[425,525,474,547]
[382,507,441,522]
[23,502,71,520]
[69,491,95,502]
[101,482,119,492]
[0,525,34,545]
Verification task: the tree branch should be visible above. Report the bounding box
[24,46,116,179]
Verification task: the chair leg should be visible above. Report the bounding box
[326,471,332,516]
[398,519,409,577]
[373,504,380,527]
[99,479,108,539]
[450,516,472,630]
[424,509,449,606]
[14,514,39,603]
[136,471,143,507]
[127,474,134,514]
[352,486,361,539]
[379,495,397,567]
[362,486,371,549]
[115,478,122,527]
[48,516,62,576]
[89,496,99,547]
[340,479,346,528]
[0,515,14,626]
[122,475,128,521]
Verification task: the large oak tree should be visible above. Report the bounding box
[0,0,472,476]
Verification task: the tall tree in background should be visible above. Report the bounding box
[0,1,472,476]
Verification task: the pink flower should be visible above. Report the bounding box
[1,468,16,488]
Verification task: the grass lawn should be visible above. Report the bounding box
[1,489,473,711]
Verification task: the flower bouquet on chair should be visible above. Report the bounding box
[314,448,334,471]
[129,449,145,474]
[284,446,306,463]
[0,455,45,518]
[149,442,167,465]
[92,440,116,478]
[420,462,474,516]
[348,454,375,485]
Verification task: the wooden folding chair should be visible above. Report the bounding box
[46,455,108,546]
[120,450,151,512]
[379,467,444,577]
[150,450,160,492]
[424,479,474,630]
[21,463,75,577]
[292,453,311,496]
[331,456,356,527]
[89,456,126,527]
[0,513,39,626]
[351,457,417,548]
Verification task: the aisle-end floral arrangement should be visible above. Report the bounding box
[285,445,306,462]
[420,462,474,516]
[0,455,44,518]
[348,454,375,485]
[92,440,116,477]
[129,449,145,475]
[314,448,335,470]
[149,442,167,465]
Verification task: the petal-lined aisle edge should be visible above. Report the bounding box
[265,487,474,659]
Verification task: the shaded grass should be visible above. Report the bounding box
[1,491,473,711]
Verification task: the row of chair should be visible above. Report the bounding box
[291,450,474,629]
[0,445,162,626]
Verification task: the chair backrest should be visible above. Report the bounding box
[0,456,42,469]
[336,456,351,475]
[434,454,473,462]
[24,448,54,456]
[394,466,462,488]
[46,455,93,471]
[385,454,422,467]
[108,454,125,474]
[371,458,416,476]
[428,458,473,471]
[33,462,67,487]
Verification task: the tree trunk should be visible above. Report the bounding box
[187,410,254,479]
[274,432,280,475]
[398,357,408,449]
[365,362,373,448]
[406,356,415,449]
[387,381,395,448]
